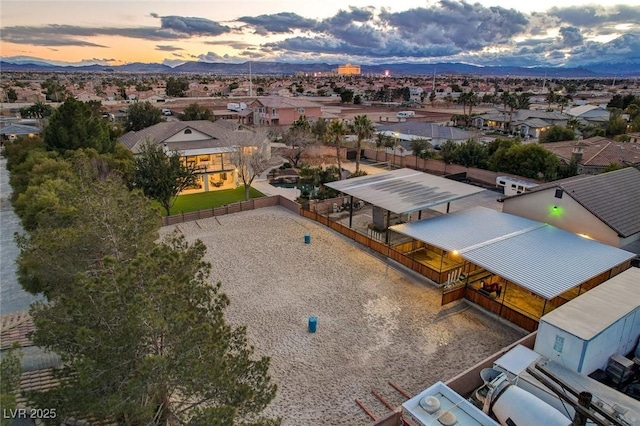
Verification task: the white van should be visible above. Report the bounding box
[396,111,415,118]
[162,108,172,116]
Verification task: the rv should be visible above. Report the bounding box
[496,176,538,196]
[227,102,247,112]
[396,111,415,118]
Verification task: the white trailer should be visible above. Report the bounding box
[496,176,538,196]
[534,267,640,375]
[396,111,415,118]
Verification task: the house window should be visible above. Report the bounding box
[184,129,192,134]
[298,108,305,115]
[555,189,563,199]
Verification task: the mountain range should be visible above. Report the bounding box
[2,58,639,78]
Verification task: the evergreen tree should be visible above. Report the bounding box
[44,97,116,154]
[27,235,278,425]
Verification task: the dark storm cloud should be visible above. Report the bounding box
[266,35,458,58]
[558,27,584,47]
[379,1,528,50]
[159,16,230,36]
[2,23,188,47]
[548,5,640,27]
[155,45,183,52]
[237,12,317,34]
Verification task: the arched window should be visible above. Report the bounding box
[184,129,192,134]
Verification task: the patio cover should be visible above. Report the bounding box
[324,168,486,214]
[390,207,635,300]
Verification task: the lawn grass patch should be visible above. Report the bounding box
[167,186,265,215]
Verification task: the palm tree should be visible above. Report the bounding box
[349,115,374,173]
[558,96,569,114]
[499,91,513,132]
[466,91,479,127]
[375,132,386,162]
[327,119,347,179]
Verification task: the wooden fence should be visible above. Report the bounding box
[165,196,541,332]
[161,195,299,226]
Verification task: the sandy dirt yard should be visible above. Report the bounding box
[160,206,525,425]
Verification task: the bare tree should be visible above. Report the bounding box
[230,128,277,200]
[281,125,317,167]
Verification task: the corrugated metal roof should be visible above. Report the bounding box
[539,267,640,340]
[324,168,486,214]
[462,224,635,300]
[390,207,635,300]
[390,207,544,252]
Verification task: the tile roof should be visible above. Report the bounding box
[543,137,640,167]
[524,167,640,237]
[118,120,240,153]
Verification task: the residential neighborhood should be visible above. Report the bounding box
[1,68,640,426]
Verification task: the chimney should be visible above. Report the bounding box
[571,141,585,164]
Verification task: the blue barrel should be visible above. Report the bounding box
[304,234,311,244]
[308,316,317,333]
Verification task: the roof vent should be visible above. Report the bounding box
[438,411,457,426]
[419,396,441,414]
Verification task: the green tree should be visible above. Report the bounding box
[539,125,576,143]
[126,101,163,131]
[165,77,188,97]
[27,234,278,425]
[19,102,54,119]
[16,171,161,298]
[410,138,433,169]
[606,112,628,136]
[6,87,18,102]
[495,144,559,181]
[43,97,116,154]
[452,139,487,168]
[2,135,46,172]
[327,120,347,177]
[487,138,520,171]
[132,140,197,215]
[0,345,22,424]
[349,115,374,173]
[340,89,354,103]
[179,103,215,121]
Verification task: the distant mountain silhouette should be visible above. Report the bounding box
[1,59,639,77]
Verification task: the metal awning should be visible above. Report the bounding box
[390,207,635,300]
[324,168,486,214]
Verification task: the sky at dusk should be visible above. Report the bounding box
[2,0,639,68]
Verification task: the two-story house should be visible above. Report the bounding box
[249,96,323,126]
[119,120,265,194]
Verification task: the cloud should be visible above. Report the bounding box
[204,40,255,50]
[155,45,183,52]
[158,15,230,36]
[548,5,640,27]
[237,12,316,34]
[558,27,584,47]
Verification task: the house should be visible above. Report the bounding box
[502,167,640,253]
[0,123,41,144]
[249,96,323,126]
[543,136,640,175]
[119,120,265,194]
[472,109,570,138]
[566,104,610,126]
[376,122,476,148]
